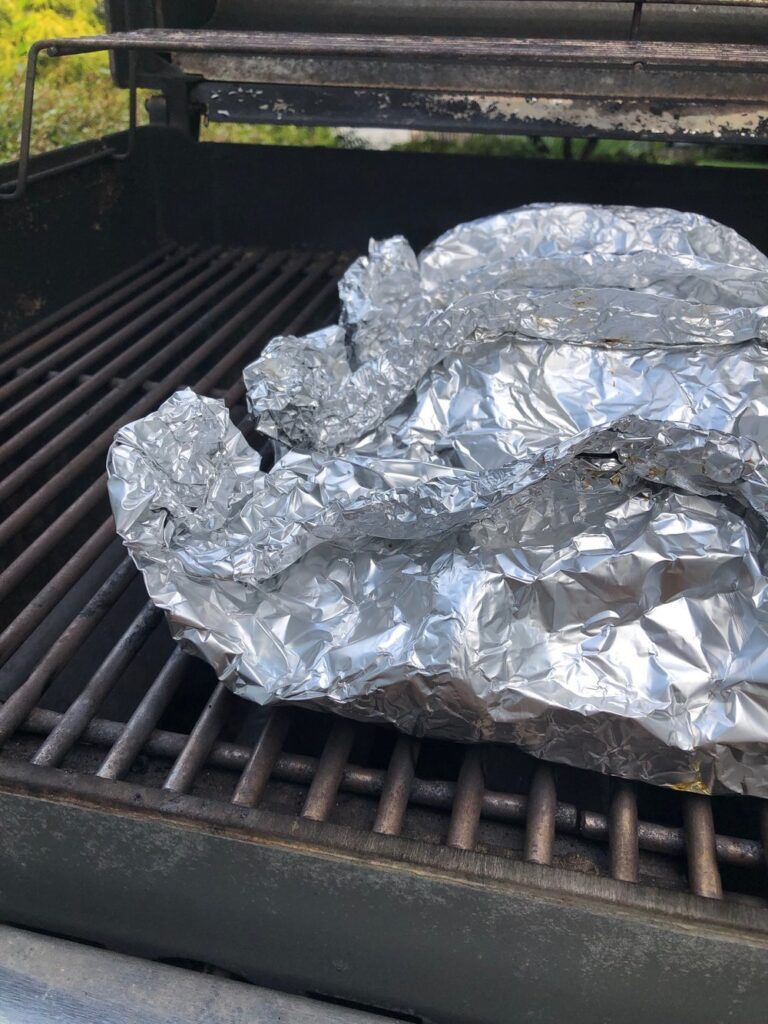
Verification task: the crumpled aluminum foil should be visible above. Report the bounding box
[108,203,768,796]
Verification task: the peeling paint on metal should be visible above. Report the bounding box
[417,92,768,139]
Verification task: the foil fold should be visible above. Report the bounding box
[108,204,768,795]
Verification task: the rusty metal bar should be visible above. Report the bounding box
[0,246,175,362]
[41,30,768,66]
[373,736,421,837]
[0,252,310,535]
[232,709,292,807]
[0,247,203,413]
[524,764,557,865]
[0,250,271,491]
[9,701,765,872]
[0,254,329,596]
[608,781,639,883]
[446,746,485,850]
[163,684,234,794]
[0,518,116,666]
[96,649,189,780]
[581,809,762,870]
[301,719,356,821]
[0,477,112,606]
[683,794,723,899]
[0,558,135,749]
[30,603,162,769]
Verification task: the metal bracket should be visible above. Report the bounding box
[0,42,137,203]
[146,79,203,139]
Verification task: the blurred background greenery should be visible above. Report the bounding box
[2,2,767,167]
[1,1,136,161]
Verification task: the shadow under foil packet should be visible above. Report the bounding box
[107,203,768,796]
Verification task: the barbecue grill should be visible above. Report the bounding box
[2,2,768,1021]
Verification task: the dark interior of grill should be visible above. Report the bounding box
[3,128,768,904]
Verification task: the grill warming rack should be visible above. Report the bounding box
[6,8,768,200]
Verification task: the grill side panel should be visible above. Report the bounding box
[0,783,767,1024]
[0,136,160,340]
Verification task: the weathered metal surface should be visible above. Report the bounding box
[683,794,724,900]
[524,766,557,867]
[196,82,768,143]
[181,52,768,99]
[7,701,764,871]
[446,747,485,850]
[0,923,399,1024]
[46,28,768,64]
[0,778,767,1023]
[302,720,357,822]
[163,683,234,794]
[232,709,292,807]
[22,28,768,141]
[608,782,640,884]
[372,735,420,836]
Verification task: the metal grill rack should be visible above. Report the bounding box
[1,243,767,915]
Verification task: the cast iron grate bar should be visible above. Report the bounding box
[0,248,250,492]
[0,246,204,408]
[302,720,357,822]
[372,735,420,837]
[232,709,293,808]
[30,602,164,769]
[0,244,177,363]
[96,648,189,782]
[524,765,557,866]
[163,684,235,795]
[9,699,763,874]
[609,781,640,884]
[0,243,762,909]
[0,250,342,608]
[447,747,485,851]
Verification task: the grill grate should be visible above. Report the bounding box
[1,245,767,915]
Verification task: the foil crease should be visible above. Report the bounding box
[108,203,768,796]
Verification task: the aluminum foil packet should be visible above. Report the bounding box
[108,204,768,796]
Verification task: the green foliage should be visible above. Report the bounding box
[0,3,341,164]
[201,121,340,148]
[393,134,768,167]
[0,1,104,79]
[0,2,136,163]
[395,133,768,167]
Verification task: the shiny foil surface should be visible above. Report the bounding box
[108,204,768,795]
